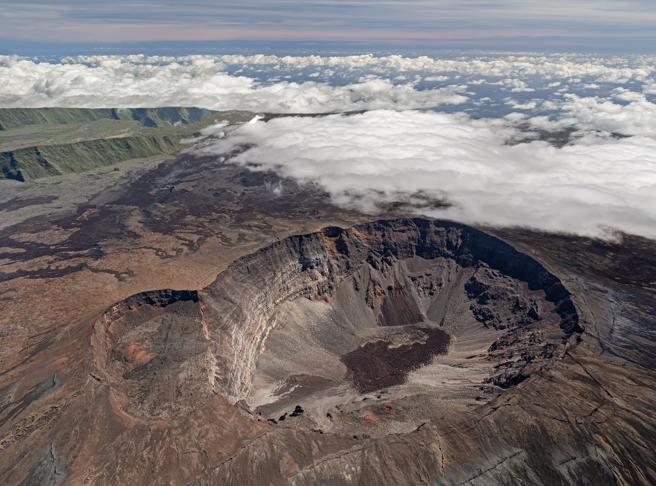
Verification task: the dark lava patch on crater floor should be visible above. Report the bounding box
[342,327,451,393]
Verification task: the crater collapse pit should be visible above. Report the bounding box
[92,219,581,437]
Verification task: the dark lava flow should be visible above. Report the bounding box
[342,328,451,393]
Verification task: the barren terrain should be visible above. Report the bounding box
[0,110,654,485]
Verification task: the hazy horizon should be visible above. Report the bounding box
[1,1,655,55]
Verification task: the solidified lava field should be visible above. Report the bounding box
[341,327,451,393]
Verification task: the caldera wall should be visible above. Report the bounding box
[92,218,582,409]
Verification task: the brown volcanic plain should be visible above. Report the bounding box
[0,110,654,486]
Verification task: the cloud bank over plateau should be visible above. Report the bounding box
[2,53,655,239]
[0,55,470,112]
[1,54,656,124]
[204,111,656,239]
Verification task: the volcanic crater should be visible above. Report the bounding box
[91,218,581,436]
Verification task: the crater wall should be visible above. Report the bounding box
[91,219,582,415]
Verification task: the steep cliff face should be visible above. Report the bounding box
[0,107,221,131]
[1,135,181,180]
[0,107,255,180]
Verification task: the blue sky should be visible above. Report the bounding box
[1,0,655,54]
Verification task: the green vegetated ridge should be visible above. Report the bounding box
[0,107,254,181]
[117,107,217,128]
[0,108,116,131]
[0,135,179,181]
[0,107,218,131]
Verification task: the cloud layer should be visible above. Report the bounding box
[0,56,468,112]
[2,53,654,239]
[1,54,655,119]
[203,110,656,239]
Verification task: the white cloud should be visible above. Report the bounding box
[1,53,655,114]
[541,100,559,110]
[218,53,655,84]
[424,75,450,82]
[0,56,467,113]
[503,78,535,92]
[561,94,656,136]
[201,110,656,239]
[613,88,647,102]
[506,99,538,110]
